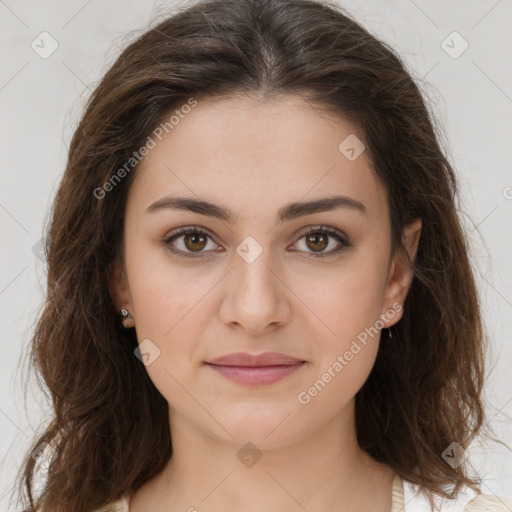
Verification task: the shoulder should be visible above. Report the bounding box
[35,495,131,512]
[93,494,130,512]
[401,476,512,512]
[465,492,512,511]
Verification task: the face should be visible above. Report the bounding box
[109,94,420,449]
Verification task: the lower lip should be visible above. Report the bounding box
[206,362,305,386]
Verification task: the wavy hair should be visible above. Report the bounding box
[15,0,498,510]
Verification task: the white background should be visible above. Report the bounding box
[1,0,511,509]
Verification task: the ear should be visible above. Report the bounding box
[381,218,422,327]
[107,257,132,313]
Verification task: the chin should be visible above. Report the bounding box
[208,403,304,448]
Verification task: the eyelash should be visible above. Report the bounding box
[161,225,351,260]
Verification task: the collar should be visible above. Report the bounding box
[402,479,478,512]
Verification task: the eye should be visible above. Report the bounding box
[161,226,220,259]
[161,225,351,259]
[290,225,351,258]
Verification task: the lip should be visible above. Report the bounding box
[206,351,306,386]
[208,351,304,366]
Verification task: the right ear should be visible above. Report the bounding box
[108,258,132,312]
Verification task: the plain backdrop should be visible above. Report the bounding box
[1,0,511,509]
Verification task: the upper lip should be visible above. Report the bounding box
[207,351,304,367]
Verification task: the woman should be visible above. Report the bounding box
[16,0,511,511]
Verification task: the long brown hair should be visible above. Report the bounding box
[15,0,499,510]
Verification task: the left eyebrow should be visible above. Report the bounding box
[145,195,367,223]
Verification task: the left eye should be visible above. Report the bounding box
[162,225,350,259]
[292,226,350,258]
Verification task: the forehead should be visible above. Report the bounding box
[127,94,388,221]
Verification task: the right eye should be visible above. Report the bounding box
[161,226,221,258]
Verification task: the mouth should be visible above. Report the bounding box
[205,351,306,386]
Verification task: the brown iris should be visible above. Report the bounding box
[184,232,208,252]
[305,232,328,252]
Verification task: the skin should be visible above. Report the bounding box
[109,94,422,512]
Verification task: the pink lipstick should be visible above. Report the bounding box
[206,351,306,386]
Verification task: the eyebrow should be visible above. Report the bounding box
[145,194,367,223]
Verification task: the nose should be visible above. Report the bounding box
[219,248,291,335]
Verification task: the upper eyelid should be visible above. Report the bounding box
[165,224,347,239]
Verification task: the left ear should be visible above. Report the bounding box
[382,218,422,327]
[108,256,133,314]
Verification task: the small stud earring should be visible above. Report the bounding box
[120,308,135,329]
[388,326,393,339]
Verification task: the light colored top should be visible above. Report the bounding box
[95,474,512,511]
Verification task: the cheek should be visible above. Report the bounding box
[302,260,388,336]
[297,293,382,414]
[299,342,378,419]
[127,244,209,335]
[125,272,208,391]
[298,253,388,392]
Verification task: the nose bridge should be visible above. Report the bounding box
[233,235,280,303]
[220,234,289,333]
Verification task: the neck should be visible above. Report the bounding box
[134,401,395,512]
